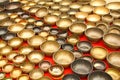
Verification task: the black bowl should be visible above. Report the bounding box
[62,74,80,80]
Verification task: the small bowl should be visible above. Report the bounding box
[53,50,75,67]
[49,64,64,77]
[28,6,40,14]
[0,59,8,68]
[93,60,106,71]
[60,0,71,6]
[26,24,35,29]
[85,28,104,41]
[56,18,72,30]
[105,68,120,80]
[110,10,120,18]
[2,63,14,73]
[42,25,51,31]
[0,40,7,49]
[69,2,81,10]
[51,4,61,10]
[107,52,120,69]
[90,46,108,60]
[39,60,51,72]
[17,74,29,80]
[75,12,88,20]
[106,2,120,10]
[113,19,120,27]
[67,9,78,16]
[0,46,12,56]
[33,27,42,34]
[0,72,5,80]
[38,31,49,38]
[0,19,14,27]
[34,20,44,27]
[7,51,18,61]
[59,6,70,12]
[0,12,8,21]
[27,51,44,64]
[86,14,101,22]
[80,5,93,13]
[67,35,79,45]
[86,22,96,29]
[61,44,74,51]
[72,50,83,59]
[29,69,44,80]
[88,71,112,80]
[71,59,93,76]
[56,38,66,45]
[10,68,22,79]
[50,28,59,35]
[40,41,60,56]
[69,23,87,35]
[96,23,108,32]
[108,27,120,35]
[0,27,8,36]
[62,74,80,80]
[81,56,94,63]
[102,14,113,23]
[58,31,68,38]
[77,41,92,53]
[103,33,120,49]
[90,0,106,6]
[47,35,57,41]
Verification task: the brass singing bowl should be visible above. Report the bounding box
[35,7,48,18]
[0,19,14,27]
[17,74,29,80]
[63,74,80,80]
[86,22,96,29]
[53,50,75,67]
[38,31,49,38]
[10,68,22,79]
[102,14,113,23]
[105,68,120,80]
[0,72,5,80]
[27,51,44,64]
[107,52,120,69]
[8,37,23,48]
[19,46,34,55]
[90,46,108,60]
[106,2,120,10]
[51,4,61,10]
[0,12,8,21]
[59,6,70,12]
[75,12,88,20]
[60,13,69,19]
[110,10,120,18]
[40,41,60,56]
[0,46,12,56]
[44,15,59,25]
[81,56,94,63]
[88,71,112,80]
[20,62,35,73]
[56,18,72,30]
[9,13,18,19]
[90,0,106,6]
[80,5,93,13]
[86,14,101,22]
[27,17,35,23]
[67,35,79,45]
[49,64,64,77]
[69,23,87,35]
[28,6,40,14]
[69,2,82,10]
[53,0,62,3]
[7,51,18,61]
[60,0,71,6]
[17,29,35,40]
[103,33,120,49]
[29,69,44,80]
[113,19,120,27]
[34,20,44,27]
[40,76,51,80]
[27,35,46,48]
[108,28,120,35]
[0,40,7,49]
[0,59,8,68]
[85,28,104,41]
[52,11,61,16]
[72,50,83,59]
[2,63,14,73]
[96,23,108,32]
[47,35,57,41]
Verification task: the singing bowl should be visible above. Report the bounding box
[0,46,12,56]
[59,6,70,12]
[90,0,106,6]
[86,14,101,22]
[80,5,93,13]
[52,11,61,16]
[69,23,87,35]
[28,6,40,14]
[17,74,29,80]
[60,13,69,19]
[103,33,120,49]
[106,2,120,10]
[38,31,49,38]
[106,68,120,80]
[2,63,14,73]
[0,19,14,27]
[27,17,35,23]
[0,72,5,80]
[72,50,83,59]
[77,41,92,53]
[58,31,68,38]
[67,35,79,45]
[102,14,113,23]
[62,74,80,80]
[0,40,7,49]
[29,69,44,80]
[85,28,104,41]
[61,44,73,51]
[40,41,60,56]
[42,25,51,31]
[71,59,93,76]
[35,7,48,18]
[0,27,8,36]
[69,2,82,10]
[56,38,66,45]
[49,64,64,77]
[0,59,8,68]
[53,50,75,67]
[7,51,18,61]
[113,19,120,27]
[110,10,120,18]
[20,62,35,73]
[27,35,46,48]
[75,12,88,20]
[51,4,61,10]
[50,28,59,35]
[27,51,44,64]
[108,27,120,35]
[47,35,57,41]
[60,0,71,6]
[107,52,120,69]
[90,46,108,60]
[56,18,72,30]
[26,24,35,29]
[96,22,108,32]
[93,60,106,71]
[88,71,112,80]
[86,22,96,29]
[34,20,44,27]
[44,15,59,25]
[17,29,35,40]
[19,46,34,55]
[10,68,22,78]
[81,56,94,63]
[33,26,42,34]
[0,12,8,21]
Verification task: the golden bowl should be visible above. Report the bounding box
[69,23,87,35]
[27,35,46,48]
[34,20,44,27]
[0,46,12,56]
[103,33,120,49]
[47,35,57,41]
[10,68,22,79]
[67,35,79,45]
[0,58,8,68]
[90,0,106,6]
[90,46,108,60]
[42,25,51,31]
[0,40,7,49]
[113,19,120,27]
[56,18,72,30]
[60,0,71,6]
[107,52,120,69]
[8,37,23,48]
[20,62,35,73]
[108,27,120,35]
[59,6,70,12]
[27,17,35,23]
[2,63,14,73]
[110,10,120,18]
[69,2,82,10]
[75,12,88,20]
[86,22,96,29]
[9,13,18,19]
[19,46,34,55]
[102,14,113,23]
[53,0,62,3]
[52,11,61,16]
[0,72,5,80]
[38,31,49,38]
[17,74,29,80]
[17,29,35,40]
[29,69,44,80]
[106,68,120,80]
[86,14,101,22]
[51,4,61,10]
[60,13,69,19]
[85,28,104,41]
[49,64,64,77]
[7,51,18,61]
[40,76,51,80]
[0,12,8,21]
[28,6,40,14]
[53,50,75,67]
[96,23,108,32]
[80,5,93,13]
[35,7,48,18]
[38,0,46,5]
[44,15,59,25]
[0,19,14,27]
[40,41,60,56]
[106,2,120,10]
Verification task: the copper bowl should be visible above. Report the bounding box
[17,29,35,40]
[105,68,120,80]
[67,35,79,45]
[72,50,83,59]
[107,52,120,69]
[10,68,22,79]
[0,58,8,68]
[106,2,120,10]
[88,71,112,80]
[71,59,93,76]
[27,35,46,48]
[0,40,7,49]
[40,76,51,80]
[61,44,74,51]
[69,23,87,35]
[56,18,72,30]
[0,72,5,80]
[49,64,64,77]
[53,50,75,67]
[85,28,104,41]
[17,74,29,80]
[90,46,108,60]
[81,56,94,63]
[0,46,12,56]
[86,14,101,22]
[40,41,60,56]
[2,63,14,73]
[29,69,44,80]
[80,5,93,13]
[90,0,106,6]
[103,33,120,49]
[62,74,80,80]
[27,51,44,64]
